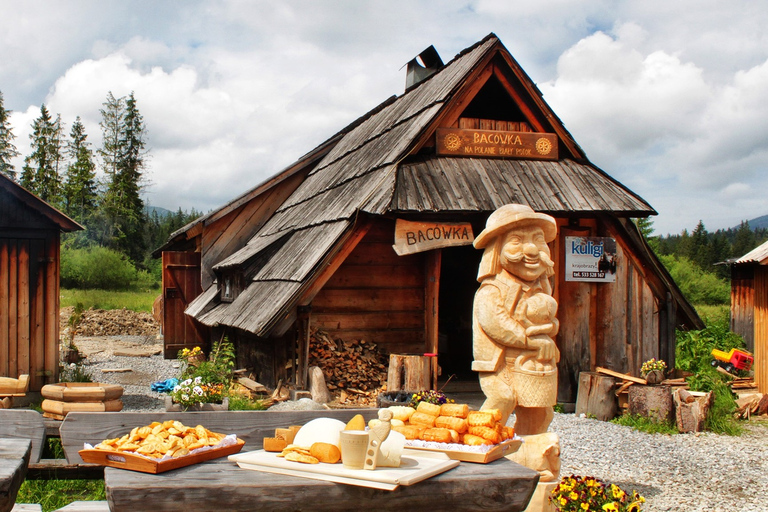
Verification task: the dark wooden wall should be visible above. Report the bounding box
[310,219,427,356]
[555,217,663,403]
[162,251,207,358]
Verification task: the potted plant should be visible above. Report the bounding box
[62,303,85,364]
[550,474,644,511]
[166,338,235,411]
[640,358,667,385]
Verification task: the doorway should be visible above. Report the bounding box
[437,244,482,383]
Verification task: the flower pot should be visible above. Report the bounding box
[186,353,206,366]
[62,347,81,364]
[643,370,665,385]
[165,396,228,412]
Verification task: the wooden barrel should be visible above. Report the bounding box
[41,382,123,402]
[41,398,123,420]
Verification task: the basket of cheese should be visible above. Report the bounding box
[383,402,521,463]
[78,419,244,473]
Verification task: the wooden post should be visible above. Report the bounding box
[387,354,431,392]
[574,372,617,421]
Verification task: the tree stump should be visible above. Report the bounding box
[575,372,618,421]
[386,354,430,392]
[628,385,674,423]
[673,389,713,432]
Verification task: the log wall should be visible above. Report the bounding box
[555,218,662,403]
[730,265,755,351]
[754,267,768,393]
[310,220,426,355]
[0,232,60,391]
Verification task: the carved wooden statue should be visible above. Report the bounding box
[472,203,560,434]
[473,204,562,512]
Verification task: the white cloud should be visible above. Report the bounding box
[4,1,768,235]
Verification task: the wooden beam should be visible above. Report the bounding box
[596,366,647,385]
[425,249,441,389]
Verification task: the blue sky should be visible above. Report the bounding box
[2,1,768,236]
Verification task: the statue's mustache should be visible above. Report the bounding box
[502,249,554,268]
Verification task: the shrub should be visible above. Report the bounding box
[676,317,745,435]
[659,254,730,305]
[61,246,138,290]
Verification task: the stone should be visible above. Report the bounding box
[308,366,332,404]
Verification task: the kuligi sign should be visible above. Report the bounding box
[393,219,474,256]
[565,236,618,282]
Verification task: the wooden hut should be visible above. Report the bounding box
[728,240,768,392]
[156,34,702,404]
[0,173,83,391]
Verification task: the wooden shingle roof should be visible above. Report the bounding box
[186,33,658,336]
[735,240,768,265]
[392,156,654,214]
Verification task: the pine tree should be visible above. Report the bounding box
[0,91,20,180]
[689,220,712,269]
[634,217,659,253]
[98,92,122,182]
[732,221,757,258]
[21,104,64,204]
[99,91,149,264]
[63,117,98,222]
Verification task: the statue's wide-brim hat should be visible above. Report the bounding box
[474,204,557,249]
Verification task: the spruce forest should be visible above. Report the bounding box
[0,90,200,289]
[1,90,765,301]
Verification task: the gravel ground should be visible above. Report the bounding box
[74,336,768,512]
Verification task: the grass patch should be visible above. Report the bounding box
[694,303,730,323]
[17,479,105,512]
[18,438,106,512]
[60,288,158,312]
[227,394,270,411]
[611,413,679,435]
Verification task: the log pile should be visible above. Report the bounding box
[308,330,389,406]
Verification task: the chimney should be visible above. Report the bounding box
[405,45,443,89]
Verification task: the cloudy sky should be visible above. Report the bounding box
[2,1,767,236]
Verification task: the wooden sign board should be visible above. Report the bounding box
[436,128,558,160]
[393,219,474,256]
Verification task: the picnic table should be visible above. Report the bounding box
[55,410,538,511]
[103,453,538,512]
[0,438,32,512]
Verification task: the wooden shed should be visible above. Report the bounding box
[728,240,768,392]
[0,173,82,391]
[156,34,702,404]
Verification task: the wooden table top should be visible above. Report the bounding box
[0,438,32,512]
[105,454,539,512]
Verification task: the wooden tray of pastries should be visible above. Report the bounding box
[404,437,522,463]
[78,420,244,473]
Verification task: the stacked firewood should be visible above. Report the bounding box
[308,329,388,405]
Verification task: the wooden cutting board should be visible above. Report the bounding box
[229,448,459,490]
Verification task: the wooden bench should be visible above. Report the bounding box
[0,438,31,512]
[0,410,46,463]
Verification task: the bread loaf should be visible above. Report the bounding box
[409,411,437,427]
[416,402,442,417]
[420,428,454,444]
[435,415,468,433]
[310,442,341,464]
[439,403,469,418]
